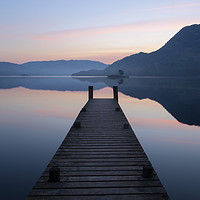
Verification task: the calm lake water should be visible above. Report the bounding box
[0,76,200,200]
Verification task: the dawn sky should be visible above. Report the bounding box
[0,0,200,64]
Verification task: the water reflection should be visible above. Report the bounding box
[0,87,87,199]
[119,92,200,200]
[0,76,106,91]
[0,76,199,126]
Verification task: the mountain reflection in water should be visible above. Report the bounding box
[75,77,200,126]
[1,76,199,126]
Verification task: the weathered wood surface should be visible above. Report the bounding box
[27,98,169,199]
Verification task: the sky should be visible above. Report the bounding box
[0,0,200,64]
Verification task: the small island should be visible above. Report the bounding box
[107,69,129,79]
[21,74,29,77]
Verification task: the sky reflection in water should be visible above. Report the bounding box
[0,85,199,200]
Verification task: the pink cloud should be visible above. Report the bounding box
[33,23,140,41]
[33,19,179,41]
[152,2,200,10]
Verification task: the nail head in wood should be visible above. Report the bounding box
[142,166,153,178]
[73,121,81,128]
[115,107,120,111]
[48,167,60,182]
[81,107,86,112]
[123,123,130,129]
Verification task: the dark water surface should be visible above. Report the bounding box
[0,76,199,200]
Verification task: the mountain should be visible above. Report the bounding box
[0,62,20,76]
[73,24,200,76]
[0,60,107,76]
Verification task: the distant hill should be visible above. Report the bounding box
[0,60,107,76]
[73,24,200,77]
[0,62,20,76]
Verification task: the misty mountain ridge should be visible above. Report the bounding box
[74,24,200,77]
[0,60,107,76]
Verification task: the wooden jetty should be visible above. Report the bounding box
[27,86,169,200]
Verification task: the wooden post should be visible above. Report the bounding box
[88,86,93,100]
[113,86,118,102]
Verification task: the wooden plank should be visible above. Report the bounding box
[52,155,146,159]
[54,152,145,156]
[38,175,159,183]
[41,170,155,177]
[58,146,142,149]
[46,162,150,167]
[27,194,169,200]
[33,180,163,189]
[44,166,145,171]
[47,158,149,162]
[29,187,166,196]
[62,141,140,145]
[58,149,143,152]
[60,144,141,148]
